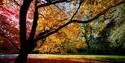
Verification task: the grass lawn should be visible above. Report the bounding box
[28,54,125,60]
[1,54,125,60]
[0,54,125,63]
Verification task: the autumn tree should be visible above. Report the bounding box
[0,0,21,52]
[1,0,125,63]
[34,0,125,54]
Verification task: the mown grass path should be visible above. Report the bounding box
[0,54,125,63]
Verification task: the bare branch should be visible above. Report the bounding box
[13,0,21,6]
[54,4,62,11]
[37,0,70,8]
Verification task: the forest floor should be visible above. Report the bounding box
[0,54,125,63]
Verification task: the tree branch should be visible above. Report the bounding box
[34,1,125,42]
[13,0,21,6]
[72,1,125,23]
[27,0,39,52]
[34,0,84,42]
[37,0,70,8]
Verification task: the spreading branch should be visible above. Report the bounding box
[34,0,84,42]
[34,1,125,42]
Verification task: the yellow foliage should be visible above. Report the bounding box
[34,0,122,53]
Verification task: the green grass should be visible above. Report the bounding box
[28,54,125,60]
[1,54,125,60]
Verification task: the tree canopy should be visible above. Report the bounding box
[0,0,125,54]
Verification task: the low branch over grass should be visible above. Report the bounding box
[35,1,125,42]
[34,0,84,42]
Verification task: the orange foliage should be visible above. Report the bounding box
[34,0,121,53]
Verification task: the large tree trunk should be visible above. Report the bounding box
[15,0,33,63]
[15,52,28,63]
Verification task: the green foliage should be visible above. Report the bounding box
[81,2,125,55]
[106,4,125,54]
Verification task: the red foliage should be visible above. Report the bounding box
[0,0,33,53]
